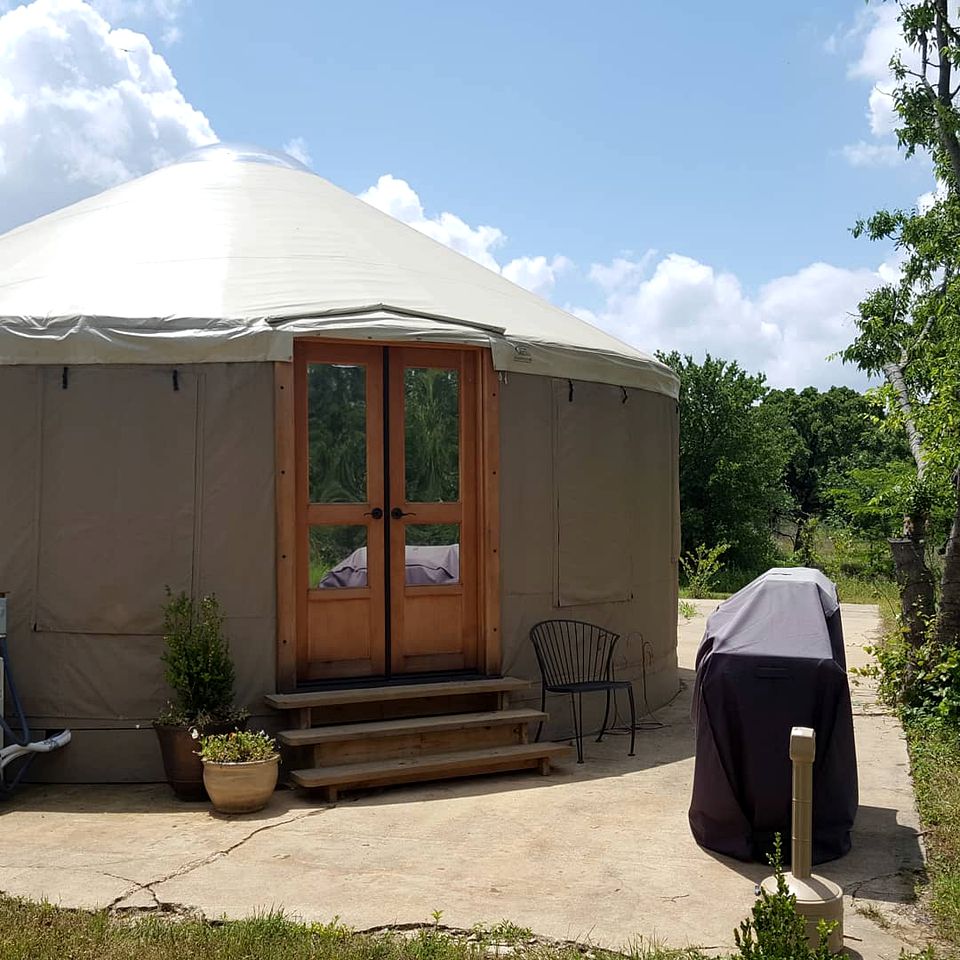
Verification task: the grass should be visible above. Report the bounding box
[678,599,698,619]
[0,897,710,960]
[905,720,960,948]
[831,575,900,608]
[680,574,898,607]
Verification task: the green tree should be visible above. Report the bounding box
[843,0,960,651]
[761,386,911,560]
[657,351,790,574]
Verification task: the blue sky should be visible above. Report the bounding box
[0,0,924,388]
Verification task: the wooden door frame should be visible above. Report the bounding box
[274,340,501,692]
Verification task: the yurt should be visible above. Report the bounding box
[0,145,680,787]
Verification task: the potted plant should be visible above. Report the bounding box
[153,590,247,801]
[199,730,279,814]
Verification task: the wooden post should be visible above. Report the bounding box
[274,361,298,692]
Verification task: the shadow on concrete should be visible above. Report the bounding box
[1,780,315,818]
[4,670,698,813]
[695,804,925,907]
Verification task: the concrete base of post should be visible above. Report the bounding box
[761,872,844,953]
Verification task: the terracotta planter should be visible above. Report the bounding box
[202,755,280,813]
[153,720,244,801]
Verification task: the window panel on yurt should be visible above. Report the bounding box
[35,367,197,635]
[554,379,635,606]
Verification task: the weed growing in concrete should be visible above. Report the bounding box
[678,600,697,621]
[733,836,840,960]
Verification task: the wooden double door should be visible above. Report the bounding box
[294,342,482,681]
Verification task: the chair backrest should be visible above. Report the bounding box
[529,619,621,688]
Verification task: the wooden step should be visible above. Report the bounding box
[278,708,546,747]
[265,676,530,712]
[290,742,572,801]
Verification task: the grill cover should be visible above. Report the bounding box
[319,545,460,588]
[688,568,858,863]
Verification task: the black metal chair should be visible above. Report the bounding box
[529,619,636,763]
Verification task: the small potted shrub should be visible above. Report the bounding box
[153,590,247,801]
[199,730,279,814]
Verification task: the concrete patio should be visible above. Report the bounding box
[0,601,929,958]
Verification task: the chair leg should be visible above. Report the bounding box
[597,688,612,742]
[535,686,546,743]
[570,693,584,763]
[626,684,637,757]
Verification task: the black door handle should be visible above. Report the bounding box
[390,507,416,520]
[364,507,384,520]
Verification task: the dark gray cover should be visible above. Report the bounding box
[688,567,858,863]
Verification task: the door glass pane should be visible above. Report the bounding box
[308,363,367,503]
[404,367,459,502]
[404,523,460,585]
[310,525,368,589]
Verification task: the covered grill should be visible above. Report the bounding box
[688,568,858,863]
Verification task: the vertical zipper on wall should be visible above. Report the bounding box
[381,347,393,678]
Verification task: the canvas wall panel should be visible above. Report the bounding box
[499,374,679,725]
[0,362,278,781]
[554,379,637,606]
[11,633,166,720]
[197,363,277,709]
[197,363,276,622]
[35,367,197,635]
[0,367,41,646]
[498,373,554,597]
[627,388,676,585]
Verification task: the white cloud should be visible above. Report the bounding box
[846,3,905,136]
[282,135,311,168]
[501,255,571,298]
[85,0,186,43]
[836,3,917,164]
[360,175,573,297]
[917,180,948,212]
[588,252,657,294]
[360,173,506,271]
[0,0,215,234]
[841,140,901,167]
[580,252,884,389]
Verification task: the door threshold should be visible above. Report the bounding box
[295,670,490,692]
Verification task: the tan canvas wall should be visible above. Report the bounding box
[0,363,277,782]
[499,373,679,736]
[2,359,679,781]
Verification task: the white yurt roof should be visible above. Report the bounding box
[0,144,678,398]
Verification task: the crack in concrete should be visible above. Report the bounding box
[844,868,920,900]
[105,807,325,914]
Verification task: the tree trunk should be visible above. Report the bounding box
[794,515,807,556]
[881,360,936,651]
[936,471,960,648]
[890,512,937,650]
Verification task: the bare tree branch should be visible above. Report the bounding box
[883,360,927,477]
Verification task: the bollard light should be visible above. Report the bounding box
[760,727,844,952]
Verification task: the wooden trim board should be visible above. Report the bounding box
[278,708,545,746]
[266,676,530,710]
[274,361,297,692]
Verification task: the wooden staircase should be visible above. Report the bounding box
[265,677,570,801]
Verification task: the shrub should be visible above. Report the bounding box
[734,835,839,960]
[680,542,730,597]
[159,589,238,726]
[865,628,960,725]
[199,730,277,764]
